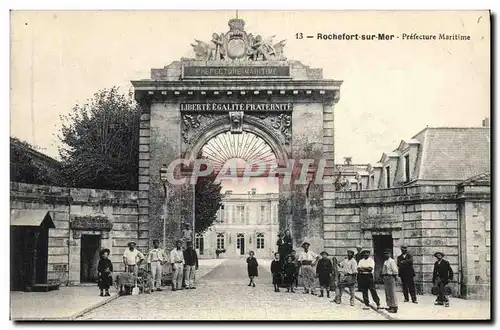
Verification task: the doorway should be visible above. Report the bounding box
[195,234,204,255]
[236,233,245,255]
[10,227,49,291]
[372,234,393,283]
[80,234,101,283]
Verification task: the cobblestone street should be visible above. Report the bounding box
[78,259,386,320]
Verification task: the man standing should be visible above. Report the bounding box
[381,249,398,313]
[432,251,453,307]
[334,250,357,306]
[183,241,199,289]
[397,244,417,303]
[147,239,167,292]
[123,241,145,274]
[354,245,363,292]
[170,240,185,291]
[181,223,193,247]
[357,249,381,310]
[297,242,320,295]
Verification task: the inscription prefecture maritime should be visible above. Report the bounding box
[183,66,290,77]
[180,103,293,112]
[308,33,471,41]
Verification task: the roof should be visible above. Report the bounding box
[460,172,490,185]
[412,127,490,181]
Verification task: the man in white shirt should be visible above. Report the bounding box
[123,241,145,275]
[170,239,185,291]
[147,239,167,291]
[357,249,381,310]
[381,249,399,313]
[334,249,358,306]
[297,242,320,295]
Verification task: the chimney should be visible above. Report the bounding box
[344,157,352,165]
[482,117,490,127]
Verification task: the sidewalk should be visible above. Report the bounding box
[10,286,119,321]
[352,289,491,320]
[10,258,225,321]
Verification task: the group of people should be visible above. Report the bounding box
[96,223,199,296]
[248,238,454,314]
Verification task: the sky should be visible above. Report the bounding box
[10,10,490,167]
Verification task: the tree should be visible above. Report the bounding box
[194,152,223,234]
[10,137,61,185]
[58,87,140,190]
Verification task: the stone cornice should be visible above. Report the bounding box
[11,193,139,208]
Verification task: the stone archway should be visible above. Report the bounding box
[132,18,342,250]
[182,115,290,168]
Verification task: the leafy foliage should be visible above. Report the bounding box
[194,151,223,234]
[58,87,140,190]
[10,137,61,185]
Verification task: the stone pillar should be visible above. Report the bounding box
[290,102,324,250]
[148,102,183,250]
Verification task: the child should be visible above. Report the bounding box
[271,252,282,292]
[316,251,333,298]
[283,255,297,293]
[246,251,258,287]
[97,248,113,297]
[290,250,299,290]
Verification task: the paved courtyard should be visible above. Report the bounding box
[78,258,386,321]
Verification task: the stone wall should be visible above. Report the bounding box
[326,184,490,299]
[10,182,140,285]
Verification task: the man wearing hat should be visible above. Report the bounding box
[357,249,381,310]
[297,242,320,295]
[122,241,145,275]
[334,250,358,306]
[181,223,193,247]
[354,245,363,292]
[432,251,453,307]
[381,249,399,313]
[170,239,185,291]
[147,239,167,291]
[397,245,417,303]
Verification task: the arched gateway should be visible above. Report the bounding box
[131,18,342,250]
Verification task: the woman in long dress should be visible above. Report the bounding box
[297,242,320,295]
[97,248,113,297]
[246,251,258,287]
[282,229,293,266]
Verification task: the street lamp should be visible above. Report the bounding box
[160,164,169,248]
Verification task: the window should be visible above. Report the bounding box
[223,204,229,223]
[370,175,375,189]
[404,154,410,182]
[216,233,225,249]
[260,205,266,224]
[236,233,244,249]
[385,166,391,188]
[195,234,204,255]
[256,233,265,249]
[236,206,245,224]
[359,182,363,190]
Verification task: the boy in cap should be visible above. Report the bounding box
[316,251,333,298]
[381,249,398,313]
[181,223,193,247]
[432,251,453,307]
[397,244,417,303]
